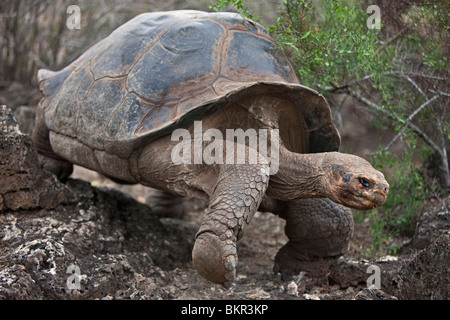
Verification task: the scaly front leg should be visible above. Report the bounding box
[192,163,269,287]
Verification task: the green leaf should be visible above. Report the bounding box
[300,30,311,39]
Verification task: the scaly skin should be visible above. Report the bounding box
[192,163,270,287]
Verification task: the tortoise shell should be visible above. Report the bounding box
[38,10,340,158]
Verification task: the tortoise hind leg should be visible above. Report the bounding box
[273,198,354,275]
[192,163,270,287]
[145,189,187,218]
[32,103,73,181]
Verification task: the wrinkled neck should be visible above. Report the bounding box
[267,147,330,201]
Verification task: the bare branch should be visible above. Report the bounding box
[319,71,448,93]
[372,129,402,155]
[371,94,440,154]
[405,76,427,99]
[402,72,447,81]
[404,94,440,124]
[346,88,387,114]
[346,88,445,159]
[429,89,450,98]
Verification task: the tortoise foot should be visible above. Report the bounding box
[274,243,309,275]
[192,232,237,288]
[146,190,186,218]
[273,242,332,276]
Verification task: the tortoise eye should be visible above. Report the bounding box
[358,178,371,188]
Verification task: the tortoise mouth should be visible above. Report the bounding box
[338,186,387,210]
[339,189,387,210]
[355,192,387,210]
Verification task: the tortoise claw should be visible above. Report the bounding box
[192,232,237,287]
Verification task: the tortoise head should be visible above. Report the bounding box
[325,152,389,210]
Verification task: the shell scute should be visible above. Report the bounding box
[225,32,296,83]
[77,77,128,150]
[45,67,93,138]
[39,10,340,158]
[127,19,224,102]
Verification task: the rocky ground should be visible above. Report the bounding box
[1,101,449,301]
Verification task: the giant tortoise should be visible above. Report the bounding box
[32,10,389,286]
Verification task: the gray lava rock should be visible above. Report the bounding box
[0,106,193,299]
[0,179,193,299]
[398,232,450,300]
[0,105,70,211]
[326,256,403,296]
[355,285,398,300]
[411,197,450,250]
